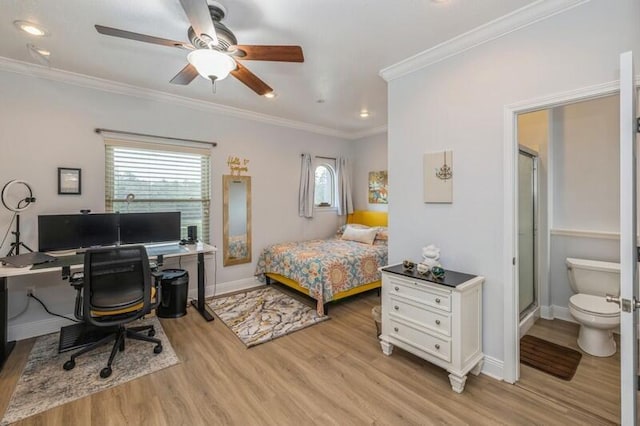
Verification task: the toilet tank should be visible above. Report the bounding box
[566,258,620,297]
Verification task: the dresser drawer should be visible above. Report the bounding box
[387,276,451,312]
[389,319,451,362]
[389,295,451,337]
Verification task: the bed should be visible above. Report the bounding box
[255,211,388,315]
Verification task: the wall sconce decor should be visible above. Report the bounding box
[423,151,452,203]
[227,156,250,176]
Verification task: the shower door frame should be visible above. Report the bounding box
[518,146,538,320]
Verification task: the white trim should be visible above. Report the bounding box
[551,228,622,240]
[503,79,632,384]
[9,316,75,342]
[539,305,554,320]
[519,306,540,338]
[481,355,504,381]
[0,56,368,140]
[379,0,590,82]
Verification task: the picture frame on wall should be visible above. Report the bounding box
[58,167,81,195]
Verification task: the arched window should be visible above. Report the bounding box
[314,164,335,207]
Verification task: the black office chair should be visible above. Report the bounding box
[63,245,163,378]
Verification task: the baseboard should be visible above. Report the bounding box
[8,316,76,342]
[480,355,504,381]
[539,305,554,320]
[518,307,540,338]
[187,276,261,300]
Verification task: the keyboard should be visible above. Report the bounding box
[144,244,189,256]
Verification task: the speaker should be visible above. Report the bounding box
[187,225,197,243]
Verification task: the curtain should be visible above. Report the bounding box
[298,153,314,218]
[336,156,354,216]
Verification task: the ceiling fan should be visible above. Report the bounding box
[95,0,304,96]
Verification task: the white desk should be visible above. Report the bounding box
[0,243,217,372]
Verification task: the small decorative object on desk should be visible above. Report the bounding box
[421,244,442,270]
[416,263,430,275]
[431,266,445,279]
[402,260,416,271]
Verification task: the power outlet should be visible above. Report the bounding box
[26,287,35,297]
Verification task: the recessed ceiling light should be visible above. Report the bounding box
[264,92,276,99]
[360,110,370,118]
[14,20,48,37]
[316,99,325,104]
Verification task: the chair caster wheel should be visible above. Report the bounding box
[63,360,75,371]
[154,344,163,354]
[148,328,156,337]
[100,367,112,378]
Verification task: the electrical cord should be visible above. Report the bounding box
[8,296,30,320]
[29,293,81,323]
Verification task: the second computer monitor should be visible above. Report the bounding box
[119,212,181,244]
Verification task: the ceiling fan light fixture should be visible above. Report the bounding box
[264,92,276,99]
[187,49,236,81]
[14,20,48,37]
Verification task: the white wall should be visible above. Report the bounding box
[549,95,621,310]
[0,69,352,340]
[386,0,639,371]
[351,132,388,212]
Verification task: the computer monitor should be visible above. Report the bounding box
[38,214,119,252]
[119,212,181,244]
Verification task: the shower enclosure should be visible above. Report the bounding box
[518,147,538,317]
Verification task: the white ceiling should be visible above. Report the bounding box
[0,0,536,137]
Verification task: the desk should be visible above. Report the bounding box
[0,243,217,372]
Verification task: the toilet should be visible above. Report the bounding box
[566,257,620,357]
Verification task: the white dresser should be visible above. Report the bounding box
[380,265,484,393]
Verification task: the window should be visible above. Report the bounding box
[314,163,335,208]
[105,140,211,243]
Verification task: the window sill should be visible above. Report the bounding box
[315,206,337,213]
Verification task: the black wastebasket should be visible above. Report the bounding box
[157,269,189,318]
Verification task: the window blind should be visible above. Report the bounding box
[105,141,211,243]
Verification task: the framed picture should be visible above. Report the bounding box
[368,170,388,204]
[424,150,453,203]
[58,167,81,195]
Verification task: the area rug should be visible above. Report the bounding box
[1,317,178,425]
[520,335,582,381]
[208,286,329,347]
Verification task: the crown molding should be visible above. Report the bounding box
[380,0,590,82]
[349,125,388,141]
[0,56,376,140]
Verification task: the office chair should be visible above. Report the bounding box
[63,245,163,378]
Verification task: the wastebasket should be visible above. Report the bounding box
[371,305,382,337]
[157,269,189,318]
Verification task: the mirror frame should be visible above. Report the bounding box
[222,175,252,266]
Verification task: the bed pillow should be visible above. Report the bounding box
[375,226,388,241]
[341,225,378,245]
[336,223,370,237]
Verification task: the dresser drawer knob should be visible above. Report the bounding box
[394,286,399,291]
[435,319,441,325]
[435,344,440,350]
[394,327,399,332]
[394,305,399,310]
[435,298,441,304]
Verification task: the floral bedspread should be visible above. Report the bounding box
[255,238,388,305]
[228,235,248,259]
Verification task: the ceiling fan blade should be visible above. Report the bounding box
[170,63,199,85]
[231,62,273,96]
[179,0,218,46]
[232,45,304,62]
[95,25,192,49]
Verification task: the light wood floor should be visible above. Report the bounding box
[0,289,626,425]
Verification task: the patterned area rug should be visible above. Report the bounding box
[209,286,329,347]
[1,317,178,425]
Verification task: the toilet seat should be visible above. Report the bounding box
[569,294,619,317]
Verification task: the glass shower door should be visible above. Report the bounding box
[518,150,537,316]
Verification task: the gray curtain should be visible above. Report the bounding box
[336,156,354,216]
[298,153,314,218]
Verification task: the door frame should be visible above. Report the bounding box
[502,79,632,383]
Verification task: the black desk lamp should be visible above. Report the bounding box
[1,180,36,256]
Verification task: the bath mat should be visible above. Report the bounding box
[520,335,582,381]
[208,286,329,347]
[1,317,178,425]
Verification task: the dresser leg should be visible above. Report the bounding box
[448,373,467,393]
[470,359,484,376]
[380,339,394,355]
